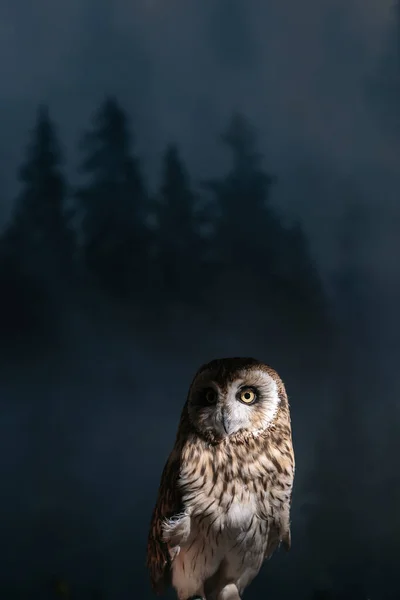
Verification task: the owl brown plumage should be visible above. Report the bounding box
[146,357,295,600]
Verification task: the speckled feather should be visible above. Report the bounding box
[146,357,295,600]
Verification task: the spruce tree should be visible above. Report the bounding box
[76,96,148,301]
[206,112,277,273]
[277,220,329,336]
[0,106,72,350]
[204,112,330,346]
[4,105,72,278]
[154,143,208,305]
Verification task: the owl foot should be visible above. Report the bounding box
[217,584,241,600]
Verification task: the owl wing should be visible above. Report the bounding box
[263,466,294,559]
[264,492,292,560]
[281,488,293,551]
[146,449,183,595]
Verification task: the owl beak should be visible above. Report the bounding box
[221,408,230,435]
[222,416,229,435]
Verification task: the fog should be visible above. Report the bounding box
[0,0,399,598]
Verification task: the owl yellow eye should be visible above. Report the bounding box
[239,389,256,404]
[204,388,217,404]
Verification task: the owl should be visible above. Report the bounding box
[146,357,295,600]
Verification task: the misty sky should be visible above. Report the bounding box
[0,0,396,205]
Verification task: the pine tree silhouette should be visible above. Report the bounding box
[0,106,72,351]
[76,96,148,301]
[278,219,329,336]
[205,112,277,273]
[3,105,73,279]
[153,143,210,306]
[202,111,330,345]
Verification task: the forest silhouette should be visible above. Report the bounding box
[0,98,330,357]
[0,97,397,600]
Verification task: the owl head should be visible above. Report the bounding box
[186,357,287,441]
